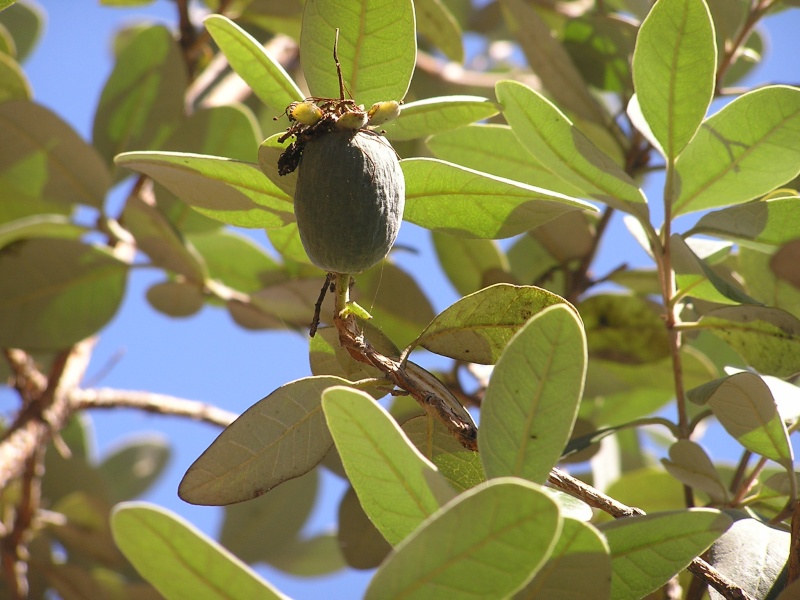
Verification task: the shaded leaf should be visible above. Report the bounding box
[580,294,671,364]
[409,283,568,364]
[698,305,800,377]
[661,440,729,503]
[321,386,445,545]
[146,280,205,317]
[426,124,586,197]
[0,214,87,250]
[51,492,123,567]
[674,86,800,215]
[116,152,295,229]
[300,0,416,107]
[220,470,317,564]
[415,0,463,62]
[365,478,562,600]
[0,100,111,216]
[707,516,790,600]
[93,25,186,170]
[382,96,499,141]
[632,0,716,159]
[161,104,260,163]
[563,15,636,94]
[98,435,171,504]
[0,238,127,350]
[771,239,800,290]
[179,376,346,505]
[337,486,392,570]
[0,51,30,102]
[402,157,595,239]
[517,518,611,600]
[111,502,288,600]
[267,533,346,576]
[0,1,43,61]
[600,509,732,600]
[480,305,587,484]
[432,231,510,296]
[495,80,647,214]
[258,133,297,197]
[204,15,303,114]
[605,468,686,516]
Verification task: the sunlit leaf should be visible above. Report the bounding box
[517,518,611,600]
[632,0,715,159]
[382,96,499,141]
[697,305,800,377]
[605,468,685,516]
[116,152,295,229]
[365,478,562,600]
[426,124,586,197]
[258,133,297,197]
[111,503,288,600]
[600,509,732,600]
[707,516,790,600]
[321,386,445,545]
[563,15,636,94]
[162,104,260,163]
[300,0,416,107]
[480,305,587,484]
[408,283,568,364]
[0,238,127,350]
[93,25,186,170]
[402,157,596,239]
[674,86,800,215]
[688,372,793,465]
[179,376,347,505]
[495,80,647,215]
[204,15,303,114]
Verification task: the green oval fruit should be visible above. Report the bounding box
[294,130,405,274]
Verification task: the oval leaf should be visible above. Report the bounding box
[178,376,347,506]
[382,96,500,141]
[321,386,446,545]
[300,0,416,107]
[111,503,288,600]
[409,283,569,364]
[365,478,562,600]
[116,152,295,229]
[479,304,588,484]
[402,157,595,239]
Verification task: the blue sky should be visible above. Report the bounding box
[11,1,800,598]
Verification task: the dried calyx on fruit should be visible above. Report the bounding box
[272,29,404,275]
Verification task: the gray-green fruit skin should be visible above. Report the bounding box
[294,130,405,273]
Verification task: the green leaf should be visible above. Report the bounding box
[688,372,793,465]
[365,478,562,600]
[516,518,611,600]
[146,280,205,317]
[258,133,297,198]
[432,231,510,296]
[239,276,332,330]
[93,25,186,170]
[707,516,790,600]
[426,124,586,198]
[408,283,568,364]
[739,246,800,321]
[632,0,716,159]
[381,96,499,141]
[661,440,730,503]
[111,503,288,600]
[0,215,87,250]
[496,80,647,214]
[580,294,671,364]
[402,415,486,493]
[601,509,732,600]
[204,15,303,115]
[691,195,800,249]
[499,0,607,126]
[99,435,171,504]
[178,376,347,505]
[122,194,206,281]
[0,101,111,218]
[220,470,317,564]
[0,1,43,61]
[161,104,260,163]
[402,157,595,239]
[0,239,127,350]
[674,86,800,215]
[563,15,637,94]
[300,0,416,107]
[479,305,587,484]
[337,486,392,569]
[321,386,445,545]
[414,0,463,62]
[267,533,346,576]
[605,468,686,515]
[697,305,800,377]
[0,51,30,102]
[115,152,295,229]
